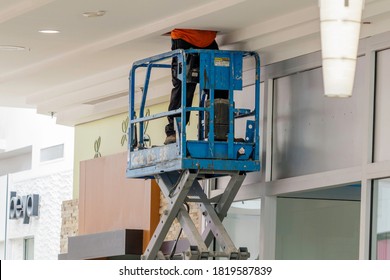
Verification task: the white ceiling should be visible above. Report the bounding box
[1,0,389,126]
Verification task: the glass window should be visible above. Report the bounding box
[272,57,365,180]
[373,49,390,162]
[276,191,360,260]
[24,237,34,260]
[40,144,64,162]
[223,199,261,259]
[0,146,32,176]
[372,179,390,260]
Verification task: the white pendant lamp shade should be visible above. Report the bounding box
[319,0,364,97]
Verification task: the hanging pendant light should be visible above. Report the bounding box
[319,0,364,97]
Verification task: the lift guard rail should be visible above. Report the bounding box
[127,49,260,178]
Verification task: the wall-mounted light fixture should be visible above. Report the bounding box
[319,0,364,97]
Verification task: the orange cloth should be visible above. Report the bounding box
[171,29,217,48]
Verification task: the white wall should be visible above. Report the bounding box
[5,170,72,260]
[0,107,74,173]
[276,198,360,260]
[0,176,6,259]
[0,106,74,260]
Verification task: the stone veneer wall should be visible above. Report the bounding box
[6,170,73,259]
[159,192,202,241]
[60,199,79,254]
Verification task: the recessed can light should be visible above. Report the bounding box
[0,45,27,51]
[39,30,60,34]
[83,10,106,17]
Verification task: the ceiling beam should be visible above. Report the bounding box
[35,66,171,115]
[0,0,246,84]
[0,0,54,24]
[26,65,130,105]
[219,5,319,47]
[55,84,171,126]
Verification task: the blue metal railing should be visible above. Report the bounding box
[128,49,261,173]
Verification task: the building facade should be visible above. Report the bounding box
[0,107,74,260]
[226,31,390,260]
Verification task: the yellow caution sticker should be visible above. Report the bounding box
[214,57,230,67]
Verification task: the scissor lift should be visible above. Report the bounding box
[126,49,261,260]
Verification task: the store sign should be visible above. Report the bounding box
[9,191,39,224]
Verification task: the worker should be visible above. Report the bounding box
[164,28,228,144]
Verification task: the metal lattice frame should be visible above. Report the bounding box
[141,170,249,260]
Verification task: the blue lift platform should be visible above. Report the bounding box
[126,49,261,260]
